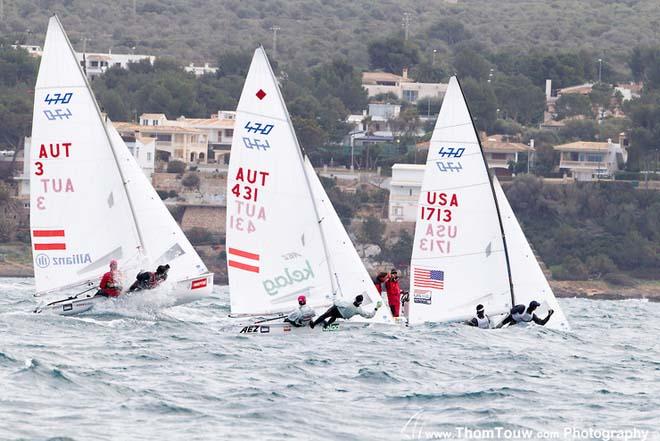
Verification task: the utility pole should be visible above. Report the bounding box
[270,26,280,59]
[403,12,411,41]
[598,58,603,83]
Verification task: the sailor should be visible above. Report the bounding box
[310,295,382,328]
[373,272,389,295]
[466,304,491,329]
[97,259,123,297]
[284,295,316,327]
[497,301,554,327]
[129,264,170,292]
[385,269,402,317]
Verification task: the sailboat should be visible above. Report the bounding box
[226,47,393,334]
[408,76,569,331]
[31,16,213,315]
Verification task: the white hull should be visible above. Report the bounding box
[35,272,214,316]
[237,322,341,336]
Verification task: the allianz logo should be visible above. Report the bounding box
[263,259,315,296]
[35,253,91,268]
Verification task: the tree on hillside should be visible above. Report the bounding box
[461,78,497,132]
[368,36,420,74]
[492,74,545,124]
[559,120,598,142]
[453,49,491,81]
[312,59,367,112]
[428,18,472,46]
[555,94,593,119]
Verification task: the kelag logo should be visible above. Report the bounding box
[35,254,50,268]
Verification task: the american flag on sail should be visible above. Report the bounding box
[414,267,445,290]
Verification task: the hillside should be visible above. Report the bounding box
[3,0,658,71]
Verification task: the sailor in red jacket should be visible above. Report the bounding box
[385,269,402,317]
[98,259,123,297]
[373,272,389,295]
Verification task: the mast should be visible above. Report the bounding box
[456,77,516,306]
[53,16,147,257]
[260,47,338,294]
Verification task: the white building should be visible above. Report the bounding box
[79,52,156,79]
[389,164,425,222]
[122,134,156,179]
[554,136,628,181]
[362,69,447,102]
[184,63,219,77]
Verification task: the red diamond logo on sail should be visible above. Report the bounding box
[32,229,66,251]
[256,89,266,100]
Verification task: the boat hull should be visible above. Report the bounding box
[237,322,341,336]
[34,272,214,316]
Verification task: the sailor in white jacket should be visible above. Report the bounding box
[284,295,316,327]
[310,295,382,328]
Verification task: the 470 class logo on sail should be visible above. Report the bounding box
[436,146,464,173]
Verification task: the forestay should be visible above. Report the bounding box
[493,177,570,331]
[409,76,512,325]
[30,16,142,295]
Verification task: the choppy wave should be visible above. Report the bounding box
[1,278,658,441]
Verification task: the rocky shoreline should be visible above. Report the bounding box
[551,280,660,302]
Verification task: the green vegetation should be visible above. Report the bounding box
[6,0,658,71]
[505,176,660,281]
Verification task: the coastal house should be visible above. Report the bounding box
[172,111,236,163]
[388,164,425,222]
[121,134,156,179]
[115,114,210,163]
[481,135,534,176]
[362,69,447,102]
[554,134,628,181]
[184,63,219,77]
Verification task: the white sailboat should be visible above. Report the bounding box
[408,76,569,331]
[226,47,393,334]
[31,16,212,315]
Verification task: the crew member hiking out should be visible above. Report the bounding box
[497,301,554,328]
[129,264,170,292]
[466,304,491,329]
[284,295,316,327]
[385,269,401,317]
[310,295,382,329]
[97,259,123,297]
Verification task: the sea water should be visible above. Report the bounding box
[0,278,658,441]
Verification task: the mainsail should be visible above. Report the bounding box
[409,77,512,325]
[226,47,391,324]
[30,16,211,297]
[493,177,570,331]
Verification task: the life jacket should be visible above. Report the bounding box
[511,304,533,323]
[475,314,491,329]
